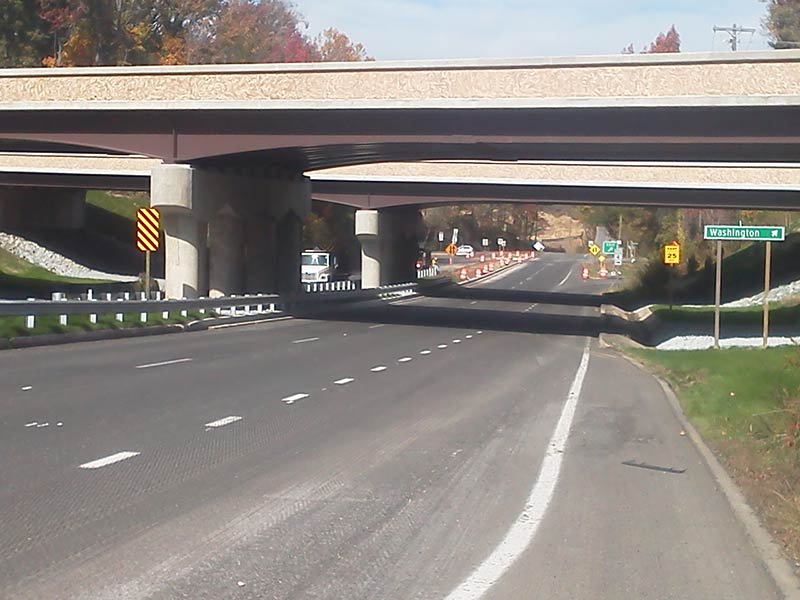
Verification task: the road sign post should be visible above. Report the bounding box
[136,208,160,299]
[714,241,722,349]
[704,225,784,349]
[663,242,680,311]
[764,241,772,349]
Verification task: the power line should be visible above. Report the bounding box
[713,24,756,51]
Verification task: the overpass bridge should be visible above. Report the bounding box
[2,51,799,297]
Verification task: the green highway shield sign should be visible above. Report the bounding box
[704,225,785,242]
[602,240,619,254]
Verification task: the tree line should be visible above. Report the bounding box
[0,0,371,68]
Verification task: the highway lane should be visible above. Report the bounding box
[0,253,783,599]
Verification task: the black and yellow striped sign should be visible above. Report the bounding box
[136,208,160,252]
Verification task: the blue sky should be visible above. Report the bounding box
[298,0,771,60]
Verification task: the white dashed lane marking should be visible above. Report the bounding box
[437,344,448,349]
[136,358,193,369]
[334,377,355,385]
[465,335,473,339]
[453,339,462,344]
[293,337,320,344]
[24,422,37,428]
[205,416,242,428]
[370,366,388,372]
[420,350,432,355]
[21,386,32,391]
[398,357,413,363]
[80,451,140,470]
[282,393,309,405]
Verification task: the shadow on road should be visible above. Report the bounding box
[291,300,634,341]
[422,284,603,307]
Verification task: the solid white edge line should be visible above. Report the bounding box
[205,415,243,428]
[334,377,355,385]
[293,337,320,344]
[135,358,193,369]
[368,324,386,329]
[444,340,591,600]
[208,315,292,330]
[79,451,140,470]
[557,268,573,287]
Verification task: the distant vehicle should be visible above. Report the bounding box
[455,244,475,257]
[301,249,338,283]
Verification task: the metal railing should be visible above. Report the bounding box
[0,282,421,330]
[303,280,359,293]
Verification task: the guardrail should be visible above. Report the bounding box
[0,281,421,330]
[303,280,359,293]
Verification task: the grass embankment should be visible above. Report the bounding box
[0,310,207,340]
[0,248,107,286]
[630,347,800,566]
[85,190,148,221]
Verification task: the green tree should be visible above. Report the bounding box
[763,0,800,48]
[0,1,51,67]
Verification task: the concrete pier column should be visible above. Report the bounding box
[162,211,207,299]
[209,208,245,298]
[276,211,304,294]
[152,165,208,299]
[245,216,277,293]
[381,208,422,285]
[355,209,380,289]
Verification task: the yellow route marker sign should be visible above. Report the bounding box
[597,254,606,263]
[136,208,160,252]
[588,243,600,256]
[445,243,458,256]
[664,242,681,265]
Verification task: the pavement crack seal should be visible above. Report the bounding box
[621,459,686,475]
[444,339,591,600]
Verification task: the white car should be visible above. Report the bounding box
[455,244,475,257]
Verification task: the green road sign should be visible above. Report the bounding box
[602,240,619,254]
[704,225,785,242]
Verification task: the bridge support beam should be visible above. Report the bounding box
[152,164,309,299]
[356,208,422,288]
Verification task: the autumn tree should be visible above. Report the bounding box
[0,1,51,67]
[315,28,372,62]
[622,25,681,55]
[203,0,317,63]
[763,0,800,48]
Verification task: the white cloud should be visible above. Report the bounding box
[296,0,771,60]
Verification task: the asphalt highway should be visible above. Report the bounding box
[0,253,782,599]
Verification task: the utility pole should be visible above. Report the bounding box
[713,24,755,51]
